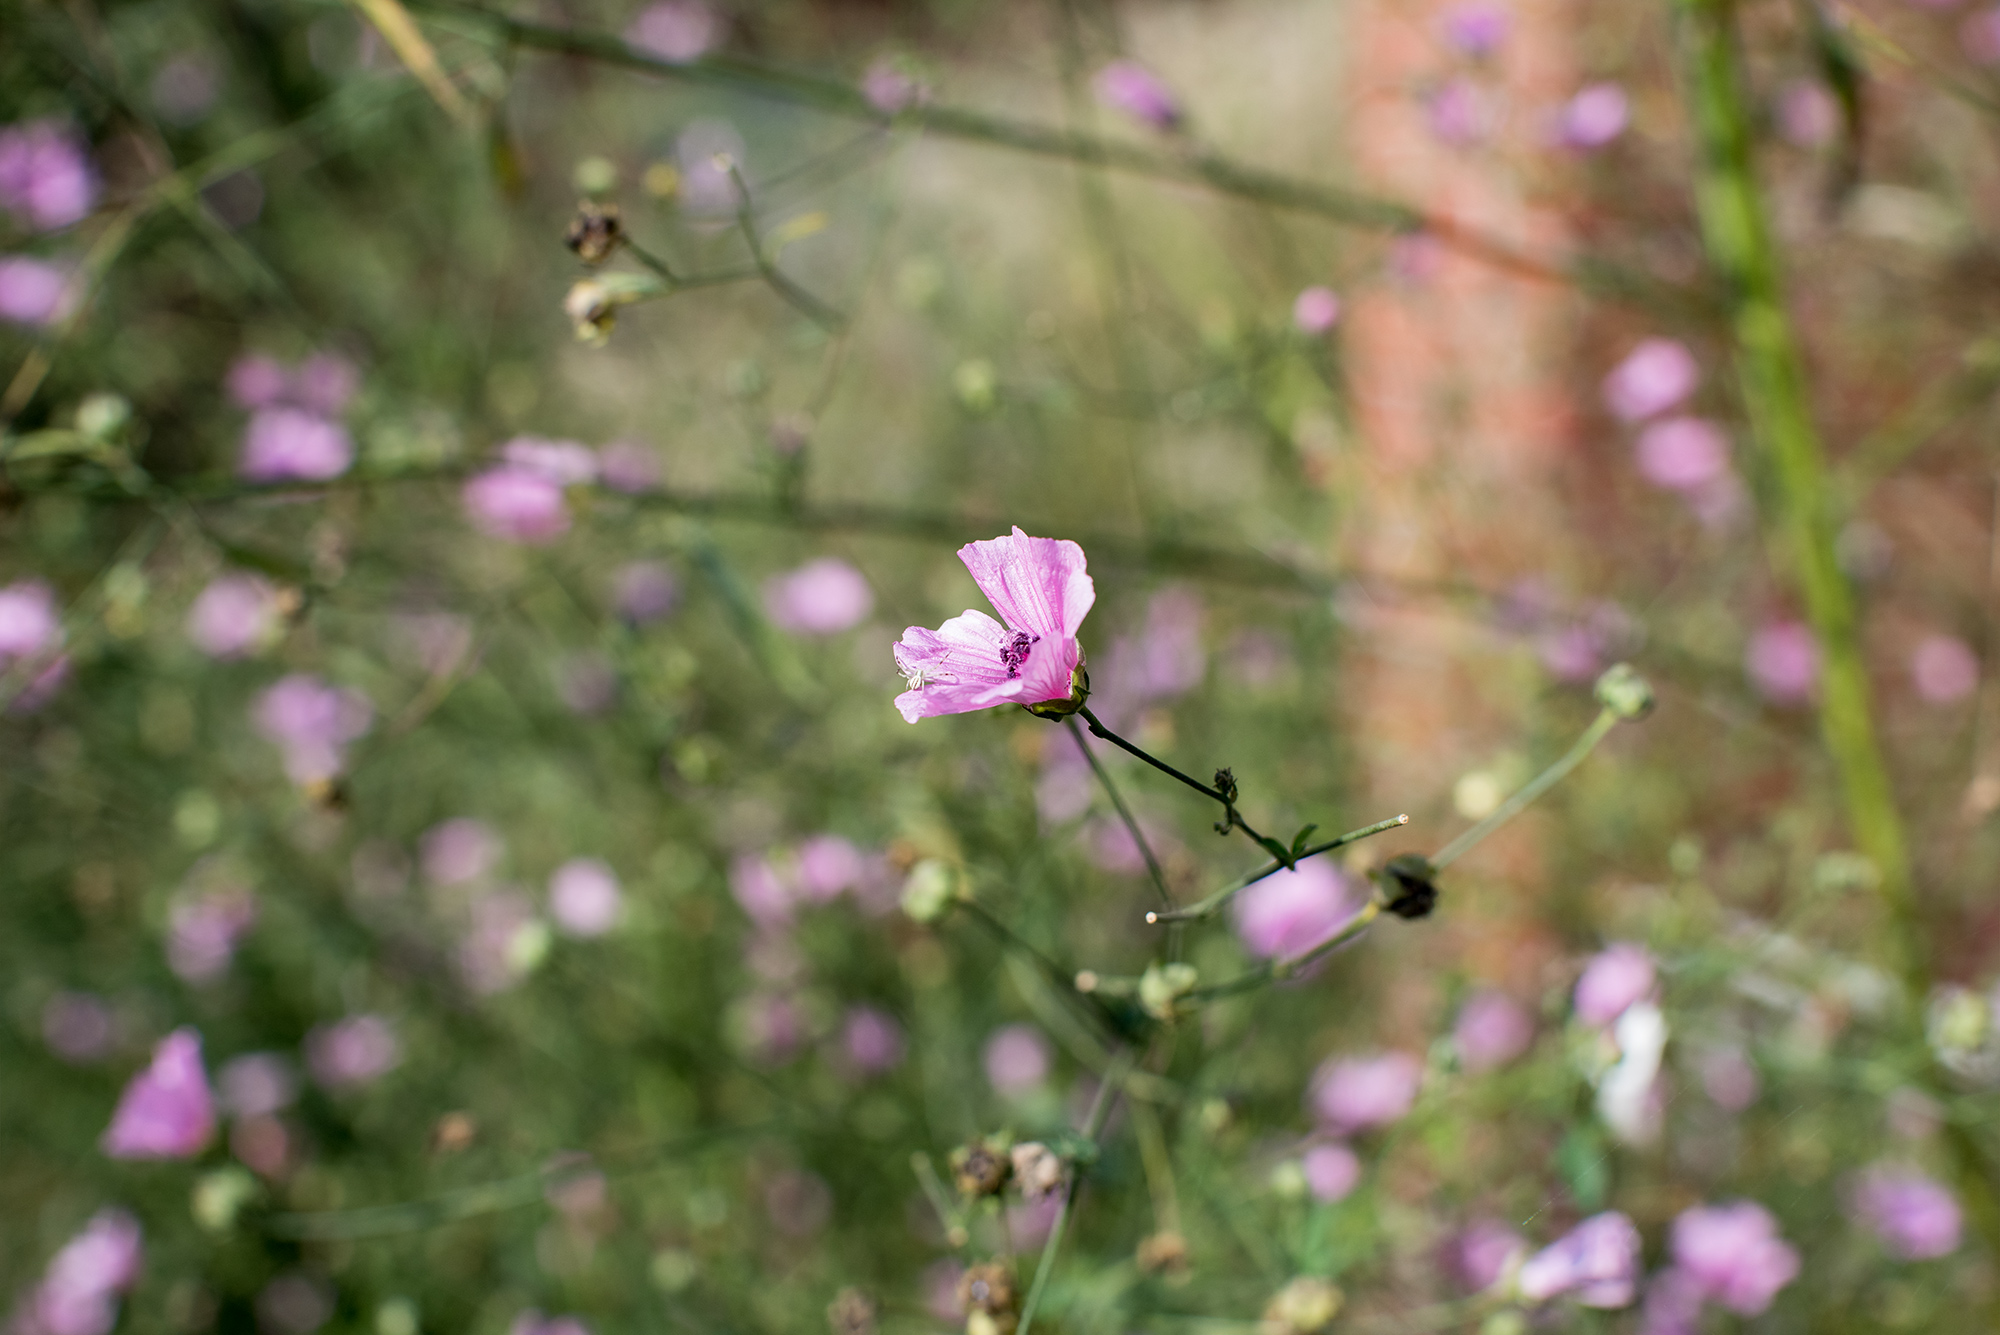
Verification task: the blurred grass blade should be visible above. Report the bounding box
[349,0,475,125]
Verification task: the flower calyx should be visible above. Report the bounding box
[1021,662,1091,721]
[1372,852,1440,920]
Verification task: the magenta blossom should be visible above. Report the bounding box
[225,354,289,409]
[1517,1211,1642,1308]
[1669,1201,1799,1315]
[765,557,874,635]
[217,1053,299,1118]
[797,834,865,902]
[863,58,928,114]
[549,857,622,936]
[1635,417,1730,492]
[1426,77,1493,145]
[1452,1220,1527,1292]
[613,560,680,624]
[305,1014,400,1090]
[0,579,61,662]
[1603,339,1699,422]
[1301,1143,1361,1203]
[1573,943,1655,1026]
[239,407,353,483]
[841,1005,906,1073]
[102,1027,214,1159]
[626,0,720,62]
[457,892,546,995]
[252,674,372,785]
[893,528,1095,723]
[1454,989,1534,1072]
[1746,620,1819,704]
[1095,61,1182,130]
[1293,285,1342,335]
[186,573,282,659]
[500,435,598,486]
[1440,2,1509,56]
[510,1312,591,1335]
[166,888,258,983]
[984,1024,1052,1097]
[1557,82,1629,149]
[421,817,500,886]
[42,992,115,1064]
[0,120,98,231]
[1850,1166,1962,1259]
[597,439,659,492]
[463,465,570,543]
[1778,80,1839,147]
[1910,633,1978,704]
[730,854,794,927]
[0,257,78,326]
[1310,1051,1423,1134]
[13,1207,143,1335]
[1234,859,1361,960]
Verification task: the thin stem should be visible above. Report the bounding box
[1077,705,1287,859]
[1431,708,1618,871]
[1146,814,1409,925]
[1017,1051,1129,1335]
[725,162,847,330]
[1186,903,1382,1003]
[1067,717,1173,908]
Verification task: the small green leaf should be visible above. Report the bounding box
[1290,824,1320,858]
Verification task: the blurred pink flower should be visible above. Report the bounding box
[984,1023,1052,1097]
[1850,1165,1962,1259]
[1573,943,1655,1027]
[463,466,570,543]
[765,557,874,635]
[186,573,281,659]
[894,528,1094,723]
[1557,82,1629,149]
[253,674,372,785]
[1698,1046,1760,1112]
[1087,816,1172,877]
[797,834,864,902]
[1910,633,1978,703]
[1634,417,1729,491]
[1234,859,1361,960]
[0,257,78,325]
[10,652,71,713]
[225,354,289,408]
[255,1273,332,1335]
[597,439,659,492]
[1777,80,1839,147]
[217,1052,299,1118]
[13,1208,142,1335]
[1603,338,1699,421]
[1746,620,1819,704]
[102,1027,214,1159]
[1310,1052,1422,1134]
[0,120,99,231]
[1517,1211,1641,1308]
[730,854,794,927]
[841,1005,906,1073]
[166,888,258,983]
[1963,8,2000,64]
[0,579,61,661]
[501,436,598,486]
[1639,1267,1706,1335]
[1536,624,1600,682]
[239,407,354,483]
[613,561,680,624]
[1455,990,1534,1072]
[421,818,500,886]
[1426,77,1493,145]
[739,990,805,1063]
[457,891,544,995]
[1451,1219,1527,1292]
[306,1014,400,1089]
[42,992,114,1064]
[1388,233,1445,284]
[1292,285,1342,335]
[1095,60,1182,130]
[549,858,622,936]
[230,1114,291,1177]
[863,58,928,114]
[626,0,720,62]
[1670,1201,1799,1315]
[674,119,746,216]
[1440,3,1509,56]
[510,1311,591,1335]
[293,353,358,416]
[1302,1142,1361,1202]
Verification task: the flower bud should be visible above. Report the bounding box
[900,858,960,924]
[563,272,665,345]
[1262,1277,1343,1334]
[1593,662,1655,721]
[1139,961,1199,1021]
[1374,853,1439,920]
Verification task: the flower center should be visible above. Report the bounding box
[1000,631,1036,679]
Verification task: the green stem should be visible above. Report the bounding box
[1185,902,1382,1003]
[1067,716,1173,909]
[1076,706,1286,859]
[1431,708,1617,871]
[1146,813,1408,925]
[1016,1052,1129,1335]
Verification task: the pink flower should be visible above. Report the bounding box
[102,1027,214,1159]
[674,119,745,216]
[862,58,928,114]
[1603,339,1699,421]
[14,1208,143,1335]
[1451,1220,1527,1292]
[0,257,78,325]
[1698,1046,1760,1111]
[1426,77,1493,145]
[730,854,794,927]
[421,818,500,886]
[1234,859,1362,960]
[217,1052,299,1118]
[1454,990,1534,1072]
[0,120,99,232]
[984,1024,1052,1097]
[1635,416,1730,491]
[626,0,720,62]
[225,354,289,408]
[1557,82,1629,149]
[42,992,115,1064]
[252,674,372,785]
[1746,620,1819,704]
[893,528,1094,723]
[501,435,598,486]
[1310,1052,1423,1134]
[1573,943,1655,1026]
[1095,61,1182,130]
[457,893,544,994]
[0,579,60,661]
[1670,1201,1799,1315]
[1292,286,1342,335]
[186,573,281,659]
[1910,634,1978,703]
[613,561,679,624]
[305,1014,400,1089]
[239,407,354,483]
[596,440,659,492]
[1778,80,1839,147]
[462,466,569,543]
[549,858,622,936]
[765,558,874,635]
[292,353,357,417]
[166,888,258,983]
[1639,1267,1707,1335]
[797,834,864,902]
[1301,1143,1361,1202]
[1517,1212,1642,1308]
[1439,3,1509,56]
[510,1312,592,1335]
[1850,1165,1962,1260]
[255,1274,332,1335]
[841,1005,906,1073]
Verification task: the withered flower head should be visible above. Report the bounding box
[950,1138,1013,1198]
[564,200,624,265]
[957,1262,1018,1335]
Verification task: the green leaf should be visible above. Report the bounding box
[1290,824,1320,858]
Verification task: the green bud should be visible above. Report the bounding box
[192,1166,260,1232]
[75,393,132,440]
[573,155,618,196]
[1593,662,1655,721]
[900,858,959,923]
[1138,961,1198,1021]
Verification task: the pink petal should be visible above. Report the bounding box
[956,527,1095,641]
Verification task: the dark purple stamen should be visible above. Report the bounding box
[1000,631,1036,679]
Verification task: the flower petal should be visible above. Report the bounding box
[957,527,1095,640]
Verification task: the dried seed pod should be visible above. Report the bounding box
[1009,1142,1066,1202]
[957,1262,1018,1335]
[564,200,623,265]
[950,1140,1012,1199]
